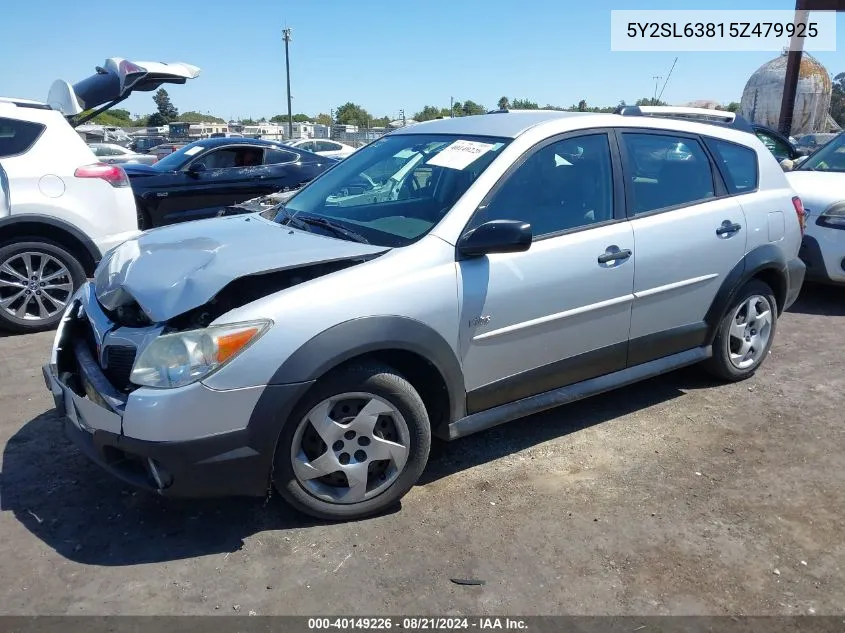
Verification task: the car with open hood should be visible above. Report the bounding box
[124,137,337,229]
[44,107,804,521]
[0,57,199,333]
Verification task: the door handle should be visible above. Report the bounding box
[597,248,632,264]
[716,221,742,236]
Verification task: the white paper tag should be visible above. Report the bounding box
[426,140,495,170]
[393,149,417,159]
[184,146,203,156]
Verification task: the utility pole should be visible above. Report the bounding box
[399,109,405,127]
[652,76,662,105]
[283,27,293,139]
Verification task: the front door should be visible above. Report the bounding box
[617,130,749,365]
[158,146,268,224]
[458,131,635,414]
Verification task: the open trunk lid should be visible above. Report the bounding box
[47,58,200,125]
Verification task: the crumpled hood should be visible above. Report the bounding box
[94,214,388,322]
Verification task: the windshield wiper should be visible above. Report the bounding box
[276,207,369,244]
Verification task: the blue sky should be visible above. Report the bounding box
[3,0,843,120]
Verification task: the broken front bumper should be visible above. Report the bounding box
[41,285,308,498]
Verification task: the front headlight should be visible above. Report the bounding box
[817,202,845,230]
[130,320,271,389]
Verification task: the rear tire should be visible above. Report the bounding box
[273,361,431,521]
[136,205,152,231]
[0,239,85,334]
[703,279,778,381]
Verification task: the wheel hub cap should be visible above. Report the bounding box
[0,252,73,321]
[727,294,773,370]
[291,392,411,505]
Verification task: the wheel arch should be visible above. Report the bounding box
[0,215,101,275]
[704,243,788,345]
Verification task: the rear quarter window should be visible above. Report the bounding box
[0,117,45,158]
[704,138,758,195]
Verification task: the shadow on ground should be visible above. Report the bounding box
[787,282,845,317]
[2,285,840,567]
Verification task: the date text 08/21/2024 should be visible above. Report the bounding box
[307,617,528,630]
[626,22,819,39]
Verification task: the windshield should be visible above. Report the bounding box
[151,141,207,170]
[276,133,510,247]
[797,132,845,173]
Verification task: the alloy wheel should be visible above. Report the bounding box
[727,294,773,370]
[0,252,73,322]
[290,392,411,505]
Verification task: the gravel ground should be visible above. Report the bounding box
[0,284,843,615]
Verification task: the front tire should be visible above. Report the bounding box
[704,279,778,381]
[273,362,431,521]
[0,240,85,334]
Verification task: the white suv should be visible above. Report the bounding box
[0,58,199,333]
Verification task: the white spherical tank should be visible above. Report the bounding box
[740,52,832,136]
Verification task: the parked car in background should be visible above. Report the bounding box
[784,131,845,286]
[0,57,199,333]
[124,137,337,228]
[286,138,356,159]
[147,143,186,161]
[44,108,804,520]
[130,136,168,153]
[89,143,158,165]
[794,132,838,156]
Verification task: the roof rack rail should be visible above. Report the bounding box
[615,105,754,133]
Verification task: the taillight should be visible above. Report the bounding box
[792,196,806,236]
[74,163,130,188]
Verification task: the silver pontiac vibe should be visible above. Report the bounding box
[43,107,806,521]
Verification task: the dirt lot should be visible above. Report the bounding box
[0,285,843,616]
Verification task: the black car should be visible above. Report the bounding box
[124,137,337,228]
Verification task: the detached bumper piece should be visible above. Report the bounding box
[798,236,831,283]
[784,256,807,311]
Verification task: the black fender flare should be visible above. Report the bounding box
[244,317,466,475]
[0,214,102,272]
[703,243,788,345]
[270,316,466,422]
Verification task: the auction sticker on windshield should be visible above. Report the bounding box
[427,140,495,170]
[184,146,204,156]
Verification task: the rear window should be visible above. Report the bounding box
[0,117,45,158]
[704,138,758,194]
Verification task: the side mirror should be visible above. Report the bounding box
[457,219,532,258]
[187,162,206,176]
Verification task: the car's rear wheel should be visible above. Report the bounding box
[704,279,778,381]
[0,240,86,334]
[273,362,431,521]
[136,205,152,231]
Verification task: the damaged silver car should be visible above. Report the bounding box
[43,110,804,520]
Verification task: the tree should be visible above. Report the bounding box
[371,116,391,127]
[91,108,133,127]
[177,111,225,123]
[147,112,169,127]
[415,105,443,121]
[511,98,538,110]
[577,100,588,112]
[724,102,741,113]
[314,113,333,127]
[334,102,371,127]
[497,96,510,110]
[635,97,667,106]
[460,100,486,116]
[152,88,178,122]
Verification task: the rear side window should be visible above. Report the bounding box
[620,133,715,215]
[0,117,45,158]
[265,149,299,165]
[704,138,758,194]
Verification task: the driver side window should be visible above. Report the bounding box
[198,147,264,169]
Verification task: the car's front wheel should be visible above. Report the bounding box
[0,240,85,334]
[704,279,778,381]
[273,362,431,521]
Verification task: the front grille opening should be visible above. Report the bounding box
[104,346,137,393]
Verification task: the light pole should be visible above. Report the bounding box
[283,27,293,139]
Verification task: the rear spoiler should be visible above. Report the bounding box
[47,58,200,127]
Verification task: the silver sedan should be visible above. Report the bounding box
[88,143,158,166]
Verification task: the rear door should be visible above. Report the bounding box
[618,130,748,366]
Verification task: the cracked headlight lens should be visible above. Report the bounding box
[130,320,271,388]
